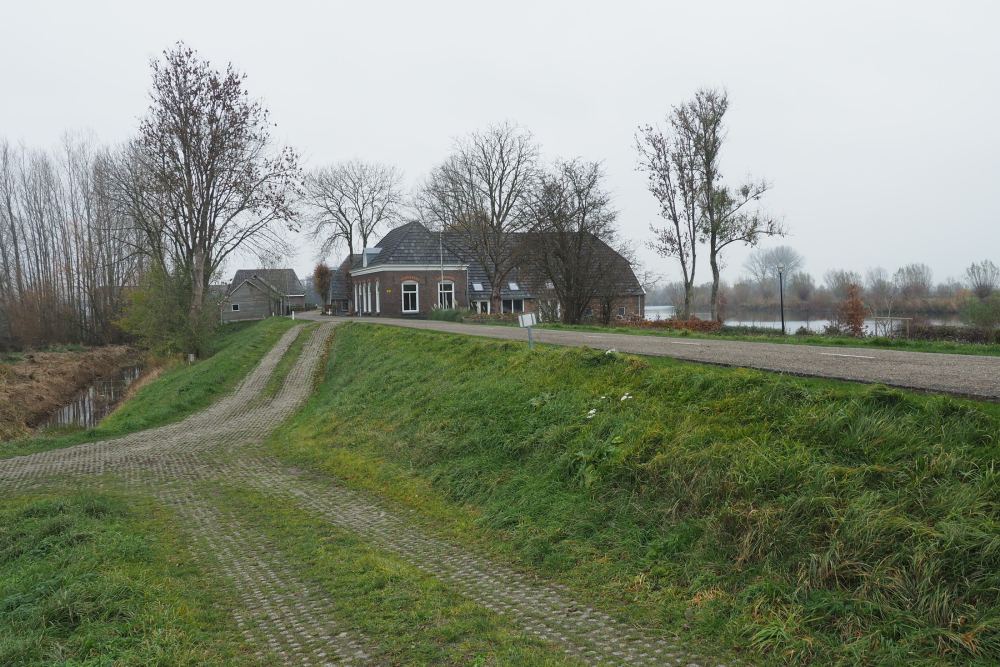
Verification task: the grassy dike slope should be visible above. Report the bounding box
[270,322,1000,666]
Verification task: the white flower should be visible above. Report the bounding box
[586,409,597,419]
[621,392,632,401]
[605,348,617,354]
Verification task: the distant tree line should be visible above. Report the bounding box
[0,135,144,350]
[648,249,996,332]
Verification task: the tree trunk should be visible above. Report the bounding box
[682,282,694,321]
[710,252,721,322]
[188,249,206,351]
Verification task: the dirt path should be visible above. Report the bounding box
[298,314,1000,400]
[0,322,724,666]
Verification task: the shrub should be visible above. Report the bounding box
[629,318,722,333]
[837,284,868,337]
[427,308,467,323]
[462,312,519,324]
[962,294,1000,328]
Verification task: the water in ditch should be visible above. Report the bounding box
[37,363,144,431]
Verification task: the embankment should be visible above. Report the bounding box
[269,322,1000,666]
[0,346,140,440]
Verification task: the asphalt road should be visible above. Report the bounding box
[298,313,1000,400]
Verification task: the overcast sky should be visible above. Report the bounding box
[3,1,998,287]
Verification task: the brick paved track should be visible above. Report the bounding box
[0,322,726,666]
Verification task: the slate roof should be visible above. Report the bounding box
[337,222,642,301]
[355,222,464,269]
[228,269,304,297]
[329,255,359,301]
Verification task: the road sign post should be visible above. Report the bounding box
[518,312,538,350]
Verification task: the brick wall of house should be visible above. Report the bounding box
[351,270,469,318]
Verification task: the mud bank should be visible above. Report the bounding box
[0,345,141,440]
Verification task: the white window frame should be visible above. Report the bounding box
[438,281,454,309]
[502,299,524,314]
[375,280,380,314]
[232,303,239,311]
[366,282,371,313]
[618,306,626,316]
[402,281,419,313]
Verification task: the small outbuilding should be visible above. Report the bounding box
[220,269,305,323]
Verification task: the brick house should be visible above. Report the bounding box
[341,222,645,320]
[220,269,306,323]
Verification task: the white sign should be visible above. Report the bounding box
[518,312,537,328]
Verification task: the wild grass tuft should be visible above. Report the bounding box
[269,322,1000,666]
[0,491,245,665]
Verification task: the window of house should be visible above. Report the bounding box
[232,303,239,311]
[508,281,519,291]
[438,281,454,308]
[375,281,380,314]
[365,282,371,313]
[472,300,489,314]
[502,299,524,313]
[402,281,418,313]
[545,280,554,289]
[472,282,483,292]
[618,306,626,316]
[586,308,594,317]
[341,299,349,311]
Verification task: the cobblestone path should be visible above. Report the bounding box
[0,322,724,666]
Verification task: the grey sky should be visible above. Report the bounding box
[3,1,998,288]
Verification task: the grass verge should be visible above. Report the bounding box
[0,317,299,459]
[267,322,1000,666]
[0,490,251,665]
[534,322,1000,357]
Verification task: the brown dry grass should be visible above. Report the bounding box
[0,345,140,440]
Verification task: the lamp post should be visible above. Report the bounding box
[777,264,786,335]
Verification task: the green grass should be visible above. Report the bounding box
[0,317,299,459]
[0,491,250,665]
[534,322,1000,357]
[267,322,1000,666]
[210,482,585,665]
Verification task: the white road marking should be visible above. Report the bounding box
[820,352,876,359]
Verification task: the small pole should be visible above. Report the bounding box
[527,325,534,350]
[777,264,786,336]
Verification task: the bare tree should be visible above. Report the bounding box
[865,266,899,323]
[419,121,539,314]
[894,263,933,300]
[520,159,622,325]
[303,160,404,261]
[0,134,144,349]
[636,119,699,319]
[743,245,804,284]
[824,269,863,300]
[964,260,1000,299]
[117,43,301,351]
[668,88,784,320]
